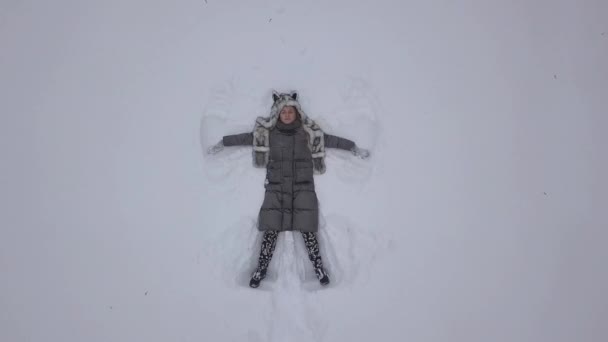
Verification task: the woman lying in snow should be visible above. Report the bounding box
[207,91,370,288]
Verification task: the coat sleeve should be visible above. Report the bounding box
[324,134,355,151]
[222,132,253,146]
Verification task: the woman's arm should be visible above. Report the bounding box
[222,132,253,146]
[324,134,355,150]
[207,132,253,154]
[324,133,370,159]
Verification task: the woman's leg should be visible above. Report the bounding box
[250,230,278,288]
[256,230,279,271]
[301,231,330,285]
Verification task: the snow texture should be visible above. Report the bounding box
[1,1,607,342]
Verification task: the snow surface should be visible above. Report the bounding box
[1,0,607,341]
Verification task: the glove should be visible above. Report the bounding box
[351,146,370,159]
[207,140,224,155]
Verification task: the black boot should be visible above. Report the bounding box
[315,268,330,286]
[249,268,267,288]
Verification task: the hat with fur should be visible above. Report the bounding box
[252,90,327,173]
[257,90,308,129]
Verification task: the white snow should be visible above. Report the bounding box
[1,1,607,341]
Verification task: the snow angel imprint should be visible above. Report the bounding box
[207,91,370,288]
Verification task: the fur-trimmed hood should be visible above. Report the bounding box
[252,91,327,174]
[254,91,308,129]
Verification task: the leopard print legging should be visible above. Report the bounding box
[256,231,324,271]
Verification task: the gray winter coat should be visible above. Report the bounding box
[223,119,355,232]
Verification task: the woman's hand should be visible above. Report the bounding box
[207,140,224,155]
[351,146,370,159]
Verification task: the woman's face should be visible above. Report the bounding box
[279,106,297,124]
